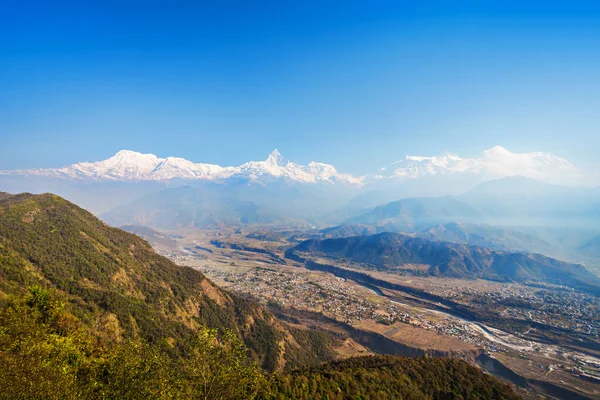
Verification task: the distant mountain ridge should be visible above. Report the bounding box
[288,232,600,294]
[376,146,593,187]
[2,146,595,187]
[1,149,361,185]
[342,176,600,230]
[101,181,350,229]
[346,196,483,231]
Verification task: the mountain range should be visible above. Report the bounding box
[376,145,592,186]
[2,146,596,187]
[325,178,600,271]
[101,180,353,229]
[1,149,360,185]
[346,196,483,231]
[4,147,600,276]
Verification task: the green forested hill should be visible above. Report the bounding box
[0,285,270,399]
[267,355,521,400]
[0,192,332,371]
[0,286,521,399]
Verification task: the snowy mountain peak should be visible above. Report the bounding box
[105,150,160,168]
[114,149,143,157]
[6,149,360,185]
[2,145,593,187]
[484,145,511,155]
[378,146,590,186]
[265,149,286,167]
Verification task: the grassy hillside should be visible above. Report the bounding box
[0,192,333,371]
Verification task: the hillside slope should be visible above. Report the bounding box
[0,192,336,370]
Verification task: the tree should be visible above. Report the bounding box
[182,327,269,399]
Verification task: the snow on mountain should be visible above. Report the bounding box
[1,146,593,187]
[6,150,163,180]
[151,157,235,180]
[377,146,593,186]
[237,150,362,184]
[3,149,361,185]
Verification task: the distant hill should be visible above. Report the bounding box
[288,232,600,293]
[460,176,600,227]
[321,222,555,254]
[346,196,483,231]
[314,222,587,270]
[580,235,600,257]
[344,177,600,230]
[102,184,289,229]
[416,222,556,255]
[101,181,356,229]
[320,223,380,238]
[0,192,339,371]
[333,179,600,269]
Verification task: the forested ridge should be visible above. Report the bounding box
[267,355,521,399]
[0,192,334,371]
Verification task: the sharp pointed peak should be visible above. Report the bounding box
[266,149,286,166]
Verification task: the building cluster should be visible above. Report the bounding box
[442,284,600,337]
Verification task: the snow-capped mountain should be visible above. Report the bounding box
[2,149,362,185]
[377,146,593,187]
[237,150,360,184]
[1,146,594,187]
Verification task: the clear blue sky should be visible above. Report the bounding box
[2,1,600,174]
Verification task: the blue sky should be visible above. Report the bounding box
[1,1,600,174]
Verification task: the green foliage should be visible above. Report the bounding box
[90,340,177,400]
[0,287,268,399]
[282,326,341,370]
[265,355,521,400]
[0,288,520,400]
[0,287,96,398]
[180,327,268,399]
